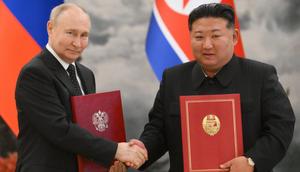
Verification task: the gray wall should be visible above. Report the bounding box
[68,0,300,171]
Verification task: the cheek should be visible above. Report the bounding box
[191,41,202,50]
[81,39,89,48]
[215,39,230,50]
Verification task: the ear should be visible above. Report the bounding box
[233,28,239,46]
[47,21,53,36]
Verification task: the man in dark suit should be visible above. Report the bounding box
[132,3,295,172]
[15,3,146,172]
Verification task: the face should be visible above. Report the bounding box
[190,17,238,74]
[47,8,91,64]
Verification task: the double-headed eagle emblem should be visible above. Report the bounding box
[92,110,109,132]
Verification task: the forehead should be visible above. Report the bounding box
[55,8,91,30]
[191,17,229,32]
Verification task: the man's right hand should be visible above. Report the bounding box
[115,142,148,169]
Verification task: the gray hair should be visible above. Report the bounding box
[49,3,90,24]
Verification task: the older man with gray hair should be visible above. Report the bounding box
[15,3,147,172]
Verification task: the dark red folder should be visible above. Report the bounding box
[180,94,243,172]
[71,90,126,172]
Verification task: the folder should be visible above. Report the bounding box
[71,90,126,172]
[180,94,243,172]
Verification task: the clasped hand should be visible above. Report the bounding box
[114,139,148,169]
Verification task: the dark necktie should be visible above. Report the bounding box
[67,64,82,96]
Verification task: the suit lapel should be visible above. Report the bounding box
[55,69,78,95]
[40,49,78,96]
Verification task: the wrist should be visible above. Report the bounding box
[115,142,124,160]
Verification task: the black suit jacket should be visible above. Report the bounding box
[15,49,117,172]
[140,56,295,172]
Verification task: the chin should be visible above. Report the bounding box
[200,60,217,66]
[66,54,80,59]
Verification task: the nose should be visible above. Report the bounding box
[72,37,81,48]
[203,38,213,49]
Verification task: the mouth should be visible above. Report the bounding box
[68,49,81,54]
[202,53,215,58]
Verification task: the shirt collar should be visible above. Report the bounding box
[192,56,238,89]
[46,43,75,70]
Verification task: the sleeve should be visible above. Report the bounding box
[244,65,295,172]
[139,71,168,170]
[15,65,117,167]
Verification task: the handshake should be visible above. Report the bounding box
[111,139,147,171]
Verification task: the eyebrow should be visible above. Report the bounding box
[194,29,222,34]
[211,29,221,32]
[65,28,89,33]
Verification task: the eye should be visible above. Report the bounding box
[79,34,88,41]
[81,33,89,38]
[195,35,204,40]
[212,35,221,39]
[65,31,74,36]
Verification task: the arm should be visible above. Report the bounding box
[16,65,117,166]
[220,64,294,172]
[244,65,295,172]
[138,71,168,169]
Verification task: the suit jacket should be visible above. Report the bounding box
[140,56,295,172]
[15,49,117,172]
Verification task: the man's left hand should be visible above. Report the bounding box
[220,156,254,172]
[109,161,127,172]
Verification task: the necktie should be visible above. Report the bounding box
[67,64,82,96]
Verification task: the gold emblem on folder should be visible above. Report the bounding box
[202,114,220,136]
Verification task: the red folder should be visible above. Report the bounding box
[71,90,126,172]
[180,94,243,172]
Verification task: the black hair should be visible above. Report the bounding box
[188,3,235,31]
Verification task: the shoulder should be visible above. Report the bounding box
[19,52,48,77]
[76,62,93,75]
[235,57,276,74]
[163,61,197,77]
[16,52,56,94]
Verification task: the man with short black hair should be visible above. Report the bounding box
[133,3,295,172]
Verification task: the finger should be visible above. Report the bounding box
[114,161,127,172]
[126,158,139,169]
[129,139,146,150]
[119,161,127,172]
[132,158,142,169]
[125,161,131,167]
[128,141,148,162]
[128,139,136,146]
[131,154,145,169]
[131,147,147,165]
[220,160,232,169]
[116,161,122,172]
[133,145,148,160]
[109,165,115,172]
[116,161,126,172]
